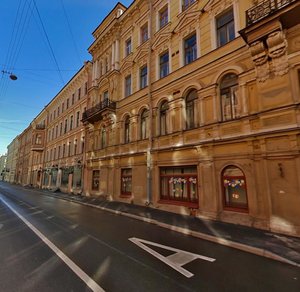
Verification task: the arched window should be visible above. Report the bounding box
[222,165,248,211]
[101,127,106,148]
[124,116,130,143]
[220,73,239,121]
[186,89,197,129]
[140,109,149,140]
[160,101,168,135]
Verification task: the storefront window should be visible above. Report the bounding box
[92,170,100,191]
[61,168,69,187]
[160,166,198,206]
[222,166,248,211]
[121,168,132,196]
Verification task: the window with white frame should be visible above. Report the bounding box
[159,5,168,29]
[159,51,169,78]
[184,33,197,65]
[216,8,235,47]
[125,75,132,97]
[220,73,239,121]
[125,38,132,56]
[140,23,149,44]
[140,65,148,89]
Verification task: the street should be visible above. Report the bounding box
[0,182,299,292]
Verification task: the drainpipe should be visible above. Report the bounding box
[146,0,154,206]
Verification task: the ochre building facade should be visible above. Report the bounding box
[82,0,300,236]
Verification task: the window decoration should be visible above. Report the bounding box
[160,166,198,205]
[222,166,248,210]
[121,168,132,196]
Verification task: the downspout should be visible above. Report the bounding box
[146,0,154,206]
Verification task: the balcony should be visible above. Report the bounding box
[82,99,116,124]
[35,123,46,130]
[246,0,298,26]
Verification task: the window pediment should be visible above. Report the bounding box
[174,9,201,35]
[152,31,172,52]
[133,47,148,66]
[205,0,233,16]
[120,59,134,73]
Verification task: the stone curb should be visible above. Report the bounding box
[44,192,300,268]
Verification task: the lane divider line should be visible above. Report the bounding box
[0,195,105,292]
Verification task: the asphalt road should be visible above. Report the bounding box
[0,182,299,292]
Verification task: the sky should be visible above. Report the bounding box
[0,0,133,155]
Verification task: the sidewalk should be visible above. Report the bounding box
[35,188,300,267]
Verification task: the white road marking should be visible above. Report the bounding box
[129,237,215,278]
[0,196,105,292]
[0,223,3,230]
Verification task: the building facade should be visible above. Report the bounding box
[82,0,300,236]
[0,154,7,181]
[43,62,91,194]
[5,137,19,183]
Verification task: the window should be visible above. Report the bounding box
[60,122,63,136]
[141,23,148,44]
[186,89,197,129]
[216,8,235,47]
[74,139,77,155]
[121,168,132,196]
[64,119,68,134]
[76,111,80,127]
[101,127,106,148]
[62,102,64,112]
[125,38,132,56]
[160,101,168,135]
[182,0,196,11]
[103,90,109,102]
[222,166,248,211]
[61,168,69,186]
[35,134,42,145]
[84,82,88,95]
[81,136,85,153]
[159,51,169,78]
[220,73,239,121]
[72,94,75,105]
[70,115,73,131]
[58,146,61,158]
[66,98,69,109]
[160,166,198,205]
[159,6,168,29]
[55,125,58,138]
[92,170,100,191]
[57,106,60,116]
[68,142,71,156]
[184,33,197,65]
[62,144,66,158]
[140,109,149,140]
[140,65,148,89]
[78,88,81,100]
[125,75,132,97]
[124,116,130,143]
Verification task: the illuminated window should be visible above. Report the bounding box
[222,166,248,211]
[160,166,198,205]
[121,168,132,196]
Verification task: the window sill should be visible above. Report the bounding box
[223,206,249,213]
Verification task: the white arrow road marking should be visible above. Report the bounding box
[129,237,215,278]
[0,196,105,292]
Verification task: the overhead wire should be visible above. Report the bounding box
[31,0,65,85]
[59,0,82,67]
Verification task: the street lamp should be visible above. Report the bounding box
[1,70,18,81]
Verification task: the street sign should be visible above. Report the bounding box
[129,237,216,278]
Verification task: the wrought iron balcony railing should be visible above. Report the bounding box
[82,98,116,123]
[246,0,297,25]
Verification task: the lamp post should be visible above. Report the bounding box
[1,70,18,81]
